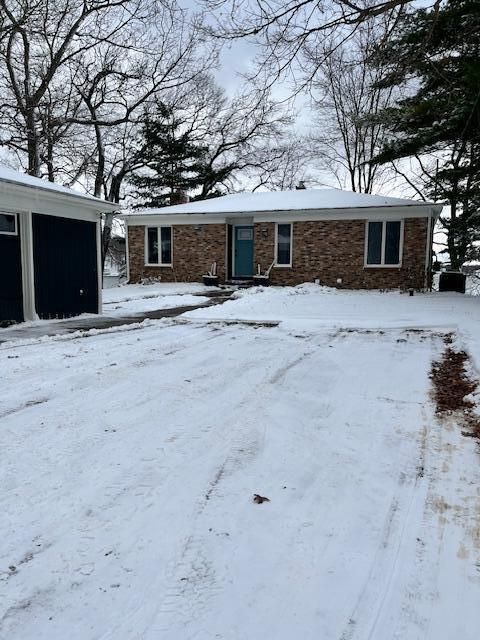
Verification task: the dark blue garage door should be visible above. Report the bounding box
[0,213,23,324]
[32,213,98,319]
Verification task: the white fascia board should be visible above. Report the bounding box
[253,205,438,222]
[0,181,119,220]
[124,204,438,226]
[126,213,228,225]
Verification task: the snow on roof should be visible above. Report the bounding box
[0,165,118,209]
[126,188,438,217]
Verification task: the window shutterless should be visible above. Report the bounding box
[145,226,172,265]
[276,223,292,266]
[365,220,403,267]
[0,213,17,235]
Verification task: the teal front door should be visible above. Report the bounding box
[234,226,254,277]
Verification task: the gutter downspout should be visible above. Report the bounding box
[96,213,103,314]
[425,207,440,290]
[125,219,130,283]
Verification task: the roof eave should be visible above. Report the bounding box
[122,201,442,220]
[0,177,120,211]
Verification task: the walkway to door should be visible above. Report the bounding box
[0,289,233,343]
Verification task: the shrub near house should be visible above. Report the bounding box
[123,189,441,289]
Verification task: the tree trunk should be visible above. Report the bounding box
[26,108,41,177]
[46,130,55,182]
[93,122,105,198]
[447,202,461,270]
[101,171,125,274]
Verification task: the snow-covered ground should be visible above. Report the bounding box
[0,283,216,339]
[466,273,480,296]
[1,286,479,639]
[102,282,214,317]
[186,284,480,370]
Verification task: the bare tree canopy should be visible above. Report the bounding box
[0,0,215,177]
[203,0,435,87]
[174,75,299,195]
[311,18,396,192]
[127,74,307,203]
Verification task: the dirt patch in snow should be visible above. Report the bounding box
[430,336,480,440]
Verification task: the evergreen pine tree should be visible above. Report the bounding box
[371,0,480,268]
[132,103,209,207]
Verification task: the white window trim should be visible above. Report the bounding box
[144,225,173,267]
[364,220,404,268]
[0,211,18,236]
[274,222,293,268]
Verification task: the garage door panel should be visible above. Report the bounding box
[32,213,98,319]
[0,215,23,323]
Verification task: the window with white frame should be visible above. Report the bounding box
[0,213,17,235]
[365,220,403,267]
[276,223,292,266]
[146,226,172,265]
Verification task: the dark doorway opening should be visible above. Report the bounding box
[0,214,23,323]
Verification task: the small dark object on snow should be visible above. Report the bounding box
[253,494,270,504]
[408,288,414,296]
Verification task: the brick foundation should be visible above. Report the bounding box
[128,218,429,289]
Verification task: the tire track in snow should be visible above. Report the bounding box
[146,345,313,635]
[337,335,445,640]
[337,403,436,640]
[0,397,49,420]
[151,404,265,632]
[93,328,285,639]
[338,472,425,640]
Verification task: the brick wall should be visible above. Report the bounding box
[128,218,429,289]
[127,224,226,283]
[254,218,428,289]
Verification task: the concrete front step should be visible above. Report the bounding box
[225,279,255,287]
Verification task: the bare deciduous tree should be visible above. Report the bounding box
[0,0,217,267]
[0,0,138,176]
[310,19,395,192]
[0,0,215,178]
[203,0,435,88]
[166,75,306,196]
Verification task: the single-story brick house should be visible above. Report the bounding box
[123,189,442,289]
[0,166,118,323]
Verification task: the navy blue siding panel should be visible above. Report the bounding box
[0,218,23,323]
[32,213,98,319]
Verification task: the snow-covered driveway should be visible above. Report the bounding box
[101,282,214,317]
[1,288,479,639]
